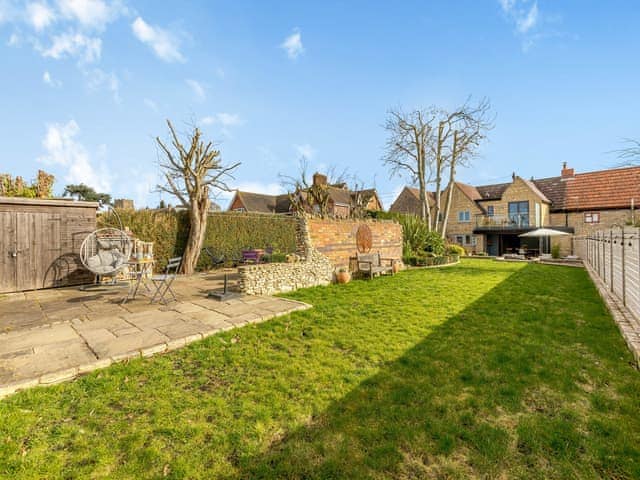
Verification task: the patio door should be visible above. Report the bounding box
[0,211,63,293]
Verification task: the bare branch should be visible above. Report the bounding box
[612,138,640,166]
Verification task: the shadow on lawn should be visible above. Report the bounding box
[233,264,639,479]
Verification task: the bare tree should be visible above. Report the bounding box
[440,98,493,237]
[348,174,371,219]
[383,99,492,236]
[279,158,348,218]
[156,120,240,274]
[614,138,640,165]
[383,108,437,228]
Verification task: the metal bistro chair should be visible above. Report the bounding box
[149,256,182,304]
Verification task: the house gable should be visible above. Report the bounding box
[442,182,484,224]
[389,187,421,215]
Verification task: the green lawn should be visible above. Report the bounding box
[1,259,640,479]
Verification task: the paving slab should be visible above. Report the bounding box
[0,324,78,356]
[0,274,311,398]
[82,329,165,359]
[154,319,210,340]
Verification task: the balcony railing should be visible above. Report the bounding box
[475,214,531,230]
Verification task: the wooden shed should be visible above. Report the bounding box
[0,197,98,293]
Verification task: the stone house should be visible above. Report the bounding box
[228,173,383,217]
[390,163,640,256]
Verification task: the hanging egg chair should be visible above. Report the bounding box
[80,227,132,279]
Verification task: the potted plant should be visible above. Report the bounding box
[336,266,351,284]
[392,259,401,273]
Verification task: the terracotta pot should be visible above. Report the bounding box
[336,270,351,284]
[392,261,400,274]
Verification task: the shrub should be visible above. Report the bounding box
[262,252,288,263]
[446,244,466,256]
[551,244,561,259]
[398,215,429,255]
[424,231,446,256]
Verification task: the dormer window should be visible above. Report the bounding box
[487,206,494,217]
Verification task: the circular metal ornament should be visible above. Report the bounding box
[356,224,372,253]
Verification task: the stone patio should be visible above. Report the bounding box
[0,271,310,398]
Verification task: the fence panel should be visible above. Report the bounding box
[584,227,640,321]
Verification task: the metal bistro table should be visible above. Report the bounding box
[122,258,155,304]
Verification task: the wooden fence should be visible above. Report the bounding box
[582,227,640,319]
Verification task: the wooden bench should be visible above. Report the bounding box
[355,252,395,279]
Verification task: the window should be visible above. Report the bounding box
[464,235,477,246]
[457,210,471,222]
[487,206,494,217]
[233,207,246,212]
[455,235,464,245]
[584,212,600,224]
[508,201,529,227]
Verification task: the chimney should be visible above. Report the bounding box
[511,172,516,181]
[312,172,327,186]
[561,162,574,179]
[114,198,134,210]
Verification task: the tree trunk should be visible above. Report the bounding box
[181,194,210,274]
[440,130,458,239]
[433,121,444,232]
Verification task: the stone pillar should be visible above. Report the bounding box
[295,216,313,262]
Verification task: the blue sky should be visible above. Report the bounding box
[1,0,639,209]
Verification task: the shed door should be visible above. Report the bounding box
[15,212,62,291]
[0,212,17,293]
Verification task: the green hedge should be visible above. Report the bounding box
[98,210,298,270]
[402,254,459,267]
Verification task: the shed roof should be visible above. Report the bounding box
[0,196,99,208]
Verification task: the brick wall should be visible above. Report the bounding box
[307,218,402,267]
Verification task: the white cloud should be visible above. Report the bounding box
[0,0,18,24]
[7,32,20,46]
[216,112,242,127]
[294,143,316,160]
[499,0,545,50]
[280,27,304,59]
[131,16,184,63]
[143,98,158,111]
[84,67,119,102]
[38,119,111,192]
[185,78,205,100]
[199,113,244,135]
[56,0,126,31]
[39,30,101,62]
[516,2,538,33]
[125,168,156,208]
[26,2,56,31]
[42,70,62,86]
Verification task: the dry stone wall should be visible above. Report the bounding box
[238,217,403,295]
[238,217,334,295]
